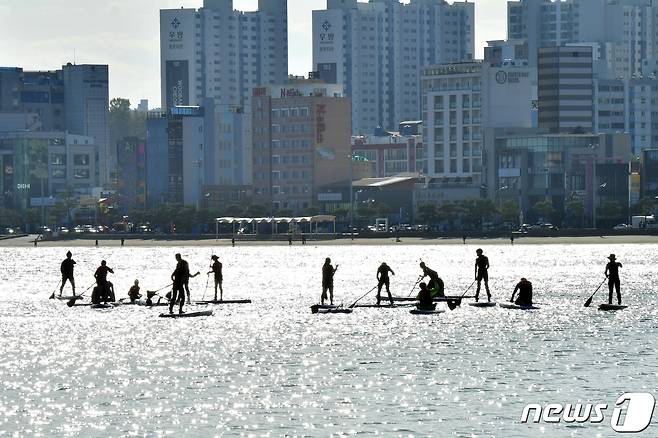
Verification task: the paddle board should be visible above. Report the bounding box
[499,303,539,310]
[159,310,213,318]
[56,295,83,301]
[310,304,339,314]
[90,303,120,309]
[468,302,497,308]
[315,307,353,314]
[120,300,169,307]
[598,303,628,311]
[409,308,445,315]
[196,299,252,305]
[392,296,470,302]
[352,303,399,308]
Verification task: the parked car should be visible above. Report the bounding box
[3,227,16,235]
[613,223,630,230]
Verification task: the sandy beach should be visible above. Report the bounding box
[3,233,658,247]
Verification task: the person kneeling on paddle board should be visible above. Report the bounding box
[419,262,444,298]
[510,278,533,306]
[605,254,623,305]
[128,280,141,303]
[60,251,76,297]
[170,254,187,314]
[376,262,395,306]
[416,282,434,310]
[321,258,338,305]
[93,260,114,304]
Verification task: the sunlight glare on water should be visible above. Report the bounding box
[0,243,657,436]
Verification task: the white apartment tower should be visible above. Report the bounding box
[508,0,658,78]
[313,0,474,135]
[160,0,288,112]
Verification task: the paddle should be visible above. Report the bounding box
[67,283,95,307]
[349,285,378,309]
[406,275,424,297]
[201,272,211,301]
[48,280,62,300]
[445,280,476,311]
[584,278,608,307]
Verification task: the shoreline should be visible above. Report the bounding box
[2,234,658,247]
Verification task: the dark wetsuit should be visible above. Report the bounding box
[181,259,192,300]
[417,285,434,309]
[475,255,491,301]
[171,259,188,313]
[60,258,76,293]
[376,264,395,305]
[422,266,444,297]
[94,265,114,303]
[128,285,141,303]
[513,280,533,306]
[211,260,223,300]
[606,261,622,305]
[322,262,336,304]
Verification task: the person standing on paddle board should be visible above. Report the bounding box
[59,251,76,297]
[376,262,395,306]
[419,262,444,297]
[170,253,187,314]
[605,254,623,305]
[94,260,114,303]
[207,255,223,301]
[510,278,532,306]
[321,258,338,305]
[474,249,491,302]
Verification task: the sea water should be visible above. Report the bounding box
[0,243,656,437]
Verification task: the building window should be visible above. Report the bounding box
[74,169,90,179]
[74,154,90,166]
[51,154,66,165]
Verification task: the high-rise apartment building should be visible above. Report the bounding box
[313,0,474,135]
[160,0,288,112]
[538,46,594,133]
[508,0,658,78]
[62,64,110,186]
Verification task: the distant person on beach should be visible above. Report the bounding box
[605,254,623,305]
[59,251,76,296]
[231,237,235,247]
[128,279,141,303]
[376,262,395,306]
[208,255,223,301]
[510,235,514,245]
[321,258,338,305]
[462,236,467,244]
[170,253,187,314]
[302,233,307,245]
[419,262,444,297]
[474,248,491,302]
[416,282,434,310]
[510,278,533,306]
[288,235,292,246]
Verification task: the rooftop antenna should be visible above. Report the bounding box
[73,48,76,65]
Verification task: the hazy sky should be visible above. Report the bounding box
[0,0,508,108]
